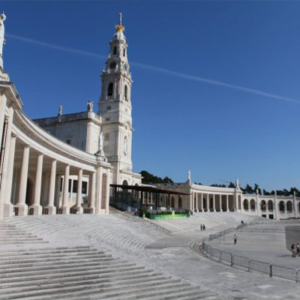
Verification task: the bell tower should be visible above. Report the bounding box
[98,13,133,184]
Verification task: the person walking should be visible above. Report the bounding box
[234,234,237,245]
[291,243,297,258]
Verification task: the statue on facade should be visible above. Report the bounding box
[235,178,240,190]
[96,131,107,162]
[0,13,6,70]
[187,169,192,184]
[87,101,93,112]
[58,105,63,116]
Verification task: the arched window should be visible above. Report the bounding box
[250,199,256,211]
[287,201,293,213]
[279,201,285,212]
[113,46,117,55]
[107,83,113,96]
[124,136,128,156]
[66,139,71,145]
[243,199,249,211]
[268,200,273,211]
[123,180,128,186]
[123,48,126,57]
[109,62,116,69]
[261,200,266,212]
[124,85,128,101]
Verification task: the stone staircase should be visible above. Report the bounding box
[0,223,47,245]
[0,246,218,300]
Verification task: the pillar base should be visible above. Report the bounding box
[60,206,69,215]
[29,205,43,216]
[3,203,15,217]
[14,204,28,216]
[74,207,83,214]
[88,207,95,214]
[45,206,56,215]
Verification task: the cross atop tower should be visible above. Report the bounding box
[119,12,122,26]
[115,12,125,32]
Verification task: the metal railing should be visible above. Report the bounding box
[201,224,300,283]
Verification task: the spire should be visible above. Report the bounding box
[115,12,125,32]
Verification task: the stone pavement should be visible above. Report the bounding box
[2,213,300,299]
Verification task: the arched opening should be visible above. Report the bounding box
[209,197,213,211]
[25,178,34,206]
[107,83,114,96]
[113,46,117,55]
[268,200,273,211]
[202,198,206,211]
[287,201,293,213]
[250,199,256,211]
[178,197,182,209]
[124,85,128,101]
[279,201,285,213]
[243,199,249,211]
[123,48,126,57]
[260,200,266,212]
[171,197,175,209]
[122,180,128,186]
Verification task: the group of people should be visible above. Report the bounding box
[291,242,300,257]
[200,224,206,231]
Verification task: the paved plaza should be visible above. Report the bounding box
[1,213,300,299]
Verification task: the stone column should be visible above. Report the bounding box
[213,194,216,212]
[105,169,110,215]
[95,165,102,214]
[86,122,93,153]
[293,192,297,218]
[3,133,16,217]
[196,193,199,212]
[207,194,210,212]
[15,145,30,216]
[61,165,70,214]
[54,175,61,207]
[89,172,96,213]
[200,193,203,212]
[47,160,57,215]
[226,195,229,212]
[75,169,83,214]
[220,195,223,212]
[30,154,43,215]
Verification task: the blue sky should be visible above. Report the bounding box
[2,0,300,191]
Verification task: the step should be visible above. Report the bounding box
[0,269,163,289]
[0,263,144,280]
[0,278,184,300]
[0,256,117,269]
[0,266,152,285]
[0,253,111,266]
[0,260,137,276]
[0,274,173,296]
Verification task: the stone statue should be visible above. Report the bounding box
[235,178,240,189]
[95,131,107,162]
[0,13,6,70]
[58,105,63,116]
[87,101,93,112]
[187,169,191,184]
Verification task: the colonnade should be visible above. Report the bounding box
[0,80,112,219]
[190,192,236,212]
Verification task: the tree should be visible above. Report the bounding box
[140,170,174,184]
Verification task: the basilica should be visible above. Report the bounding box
[0,13,299,221]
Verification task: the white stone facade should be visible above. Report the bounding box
[0,14,141,219]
